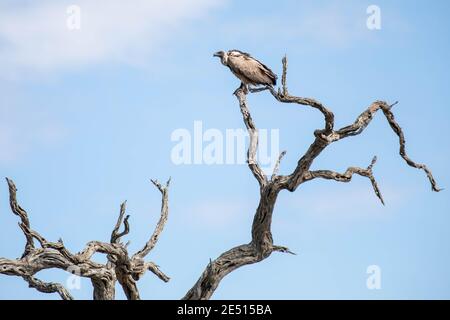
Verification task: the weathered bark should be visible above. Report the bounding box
[183,56,440,299]
[0,178,171,300]
[183,183,284,300]
[92,276,116,300]
[0,56,440,300]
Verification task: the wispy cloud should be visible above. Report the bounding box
[0,0,223,76]
[0,0,224,161]
[218,3,364,48]
[218,2,410,49]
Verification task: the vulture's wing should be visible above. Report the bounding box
[251,56,278,86]
[227,52,277,86]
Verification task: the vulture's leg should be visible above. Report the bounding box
[234,82,248,95]
[243,83,249,94]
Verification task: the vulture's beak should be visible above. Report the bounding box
[213,52,221,57]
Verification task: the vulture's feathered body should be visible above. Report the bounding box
[213,50,277,90]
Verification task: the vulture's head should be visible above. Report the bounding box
[213,50,228,65]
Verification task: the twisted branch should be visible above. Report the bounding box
[6,178,35,258]
[0,54,441,301]
[132,178,171,260]
[303,156,385,205]
[235,96,267,187]
[110,201,130,244]
[185,55,440,300]
[336,102,441,192]
[145,262,170,282]
[0,178,171,300]
[23,276,74,300]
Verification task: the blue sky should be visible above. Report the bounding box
[0,0,449,299]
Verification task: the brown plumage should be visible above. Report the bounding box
[213,50,277,90]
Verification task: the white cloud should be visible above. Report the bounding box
[218,3,366,48]
[219,3,410,50]
[0,0,224,160]
[0,0,223,75]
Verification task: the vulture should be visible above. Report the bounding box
[213,50,277,92]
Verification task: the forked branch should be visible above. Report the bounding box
[23,276,74,300]
[0,177,171,300]
[110,201,130,244]
[185,55,440,300]
[0,55,441,301]
[303,156,385,205]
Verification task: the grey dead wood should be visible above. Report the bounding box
[182,56,440,300]
[0,178,170,300]
[0,56,441,300]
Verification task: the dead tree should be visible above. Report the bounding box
[0,178,170,300]
[182,56,441,299]
[0,57,440,300]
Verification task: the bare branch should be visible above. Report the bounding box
[1,178,171,300]
[271,151,287,181]
[5,178,35,258]
[304,156,385,205]
[335,101,441,192]
[185,55,440,300]
[184,90,289,299]
[183,244,260,300]
[76,241,128,263]
[272,245,296,255]
[150,177,171,193]
[145,262,170,283]
[111,201,130,244]
[281,55,288,96]
[1,54,441,301]
[251,57,334,135]
[253,58,440,194]
[132,178,170,260]
[23,276,73,300]
[234,90,268,187]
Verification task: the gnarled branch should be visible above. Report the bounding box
[235,97,268,188]
[132,178,171,260]
[145,262,170,283]
[0,178,171,300]
[0,55,441,300]
[184,55,440,300]
[335,102,441,192]
[303,156,385,205]
[23,276,74,300]
[110,201,130,244]
[6,178,35,258]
